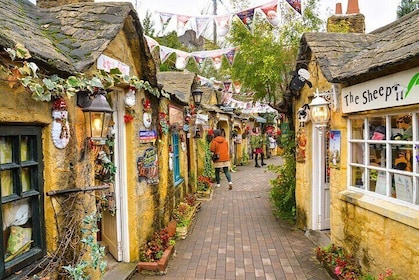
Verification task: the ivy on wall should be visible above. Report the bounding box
[1,44,169,101]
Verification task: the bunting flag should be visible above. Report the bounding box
[223,81,232,93]
[211,55,223,70]
[159,46,174,64]
[233,81,241,94]
[144,35,159,52]
[175,50,190,70]
[225,48,236,66]
[285,0,302,14]
[195,16,212,38]
[176,15,192,37]
[214,15,232,37]
[260,1,280,26]
[236,8,256,33]
[193,54,206,72]
[159,12,175,36]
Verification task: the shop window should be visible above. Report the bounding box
[0,126,45,277]
[348,113,418,205]
[172,134,182,186]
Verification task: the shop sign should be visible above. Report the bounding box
[139,130,157,143]
[137,147,159,185]
[342,67,419,113]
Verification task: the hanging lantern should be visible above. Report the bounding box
[309,95,330,127]
[82,93,113,145]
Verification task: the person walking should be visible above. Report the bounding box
[250,127,266,167]
[210,129,233,190]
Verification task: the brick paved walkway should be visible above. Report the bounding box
[130,156,331,280]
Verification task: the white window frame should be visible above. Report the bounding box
[347,111,419,209]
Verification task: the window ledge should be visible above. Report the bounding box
[339,190,419,230]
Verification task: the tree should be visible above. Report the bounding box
[397,0,419,18]
[227,0,322,123]
[142,11,155,37]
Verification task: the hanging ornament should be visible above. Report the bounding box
[124,87,136,108]
[158,112,170,135]
[51,97,70,149]
[142,98,152,128]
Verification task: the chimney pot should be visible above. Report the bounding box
[346,0,360,14]
[336,3,342,14]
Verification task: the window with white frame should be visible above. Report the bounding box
[348,112,418,205]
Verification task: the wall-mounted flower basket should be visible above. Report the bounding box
[137,245,175,275]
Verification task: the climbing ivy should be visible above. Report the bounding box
[2,44,169,101]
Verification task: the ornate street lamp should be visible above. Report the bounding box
[309,93,330,128]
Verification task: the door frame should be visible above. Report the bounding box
[311,126,331,230]
[113,89,130,262]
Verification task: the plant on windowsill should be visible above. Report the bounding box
[137,227,176,274]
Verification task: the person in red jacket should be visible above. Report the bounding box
[210,129,233,190]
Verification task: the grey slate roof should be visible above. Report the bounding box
[298,9,419,85]
[157,72,195,104]
[0,0,155,83]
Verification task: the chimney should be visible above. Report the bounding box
[326,0,365,33]
[37,0,94,8]
[346,0,360,14]
[335,3,342,15]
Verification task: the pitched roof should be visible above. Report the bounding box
[0,0,156,84]
[157,72,196,104]
[298,9,419,85]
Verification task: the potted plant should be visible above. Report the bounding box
[137,227,176,274]
[196,175,213,199]
[174,197,201,239]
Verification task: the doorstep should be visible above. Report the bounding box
[102,262,137,280]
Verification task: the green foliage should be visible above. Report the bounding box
[139,228,174,262]
[199,139,215,180]
[62,213,107,280]
[226,0,322,111]
[3,44,168,102]
[268,133,296,222]
[142,11,155,36]
[397,0,419,18]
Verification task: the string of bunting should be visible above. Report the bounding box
[154,0,302,38]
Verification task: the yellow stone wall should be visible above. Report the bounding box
[295,61,419,279]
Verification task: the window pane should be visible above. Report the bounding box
[391,144,413,172]
[1,170,13,197]
[2,199,33,262]
[351,119,364,139]
[22,168,31,192]
[369,116,386,140]
[351,142,364,164]
[392,173,413,203]
[0,137,12,164]
[351,166,364,188]
[369,145,386,167]
[393,114,413,141]
[20,136,29,162]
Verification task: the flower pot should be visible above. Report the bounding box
[137,245,175,275]
[196,188,212,201]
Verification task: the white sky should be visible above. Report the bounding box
[97,0,402,33]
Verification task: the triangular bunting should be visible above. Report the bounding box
[159,46,174,64]
[225,48,236,66]
[144,35,159,52]
[236,8,255,33]
[211,55,223,70]
[175,50,190,70]
[214,15,232,37]
[233,81,241,94]
[260,1,280,26]
[159,12,175,36]
[177,15,192,37]
[285,0,302,14]
[193,54,206,72]
[195,17,212,38]
[223,81,232,93]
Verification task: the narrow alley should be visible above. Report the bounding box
[130,156,331,280]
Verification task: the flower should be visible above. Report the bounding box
[197,175,212,192]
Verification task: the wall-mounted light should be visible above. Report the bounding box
[80,91,113,145]
[192,89,203,107]
[309,90,330,128]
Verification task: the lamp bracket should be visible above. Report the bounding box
[313,85,339,112]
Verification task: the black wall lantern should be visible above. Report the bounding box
[192,89,203,107]
[78,90,113,145]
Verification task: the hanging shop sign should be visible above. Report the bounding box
[329,130,341,169]
[169,104,184,128]
[97,54,130,75]
[139,130,158,143]
[137,147,159,185]
[342,67,419,113]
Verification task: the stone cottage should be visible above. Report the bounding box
[0,0,176,278]
[293,5,419,279]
